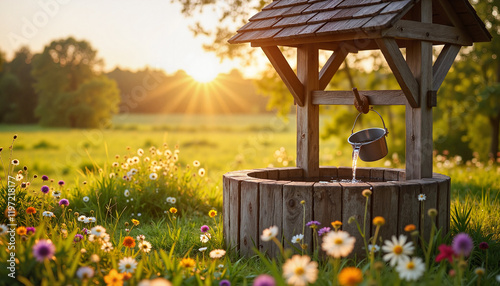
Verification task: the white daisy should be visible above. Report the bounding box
[83,196,90,203]
[193,160,200,167]
[16,174,23,181]
[282,255,318,286]
[149,173,158,180]
[76,266,94,279]
[291,234,304,244]
[0,224,8,235]
[88,234,96,242]
[261,226,279,242]
[124,189,130,197]
[198,168,206,177]
[137,148,144,156]
[83,217,90,223]
[367,244,380,253]
[200,234,210,243]
[418,194,426,201]
[118,257,138,273]
[396,256,425,281]
[137,234,146,241]
[321,230,356,258]
[91,225,106,237]
[101,242,113,252]
[87,217,97,223]
[382,235,415,267]
[199,247,207,252]
[42,211,54,217]
[52,191,61,198]
[209,249,226,259]
[139,240,152,253]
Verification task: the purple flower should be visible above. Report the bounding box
[318,227,331,237]
[82,228,88,235]
[32,239,56,262]
[74,234,84,242]
[306,220,321,228]
[479,242,489,250]
[41,175,49,181]
[253,274,276,286]
[219,280,231,286]
[452,233,474,256]
[59,199,69,207]
[41,185,50,194]
[26,227,36,235]
[201,225,210,233]
[58,180,65,186]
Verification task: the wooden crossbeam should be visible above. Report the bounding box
[432,44,461,91]
[312,90,407,105]
[375,38,420,108]
[318,47,348,90]
[383,20,472,46]
[261,46,305,106]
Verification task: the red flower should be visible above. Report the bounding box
[436,244,455,263]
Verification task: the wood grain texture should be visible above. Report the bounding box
[283,182,314,252]
[312,90,407,105]
[223,175,232,248]
[432,44,461,91]
[259,180,287,257]
[369,182,399,239]
[396,181,421,234]
[419,179,438,241]
[319,48,348,90]
[240,180,260,256]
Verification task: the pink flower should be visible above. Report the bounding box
[435,244,455,263]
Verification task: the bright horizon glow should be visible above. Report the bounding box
[184,55,222,83]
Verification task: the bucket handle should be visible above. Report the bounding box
[351,108,388,135]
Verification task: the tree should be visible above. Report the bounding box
[31,37,120,128]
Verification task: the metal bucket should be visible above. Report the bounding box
[347,109,388,162]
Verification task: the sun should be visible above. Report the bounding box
[185,56,221,83]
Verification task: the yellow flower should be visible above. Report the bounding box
[179,257,196,268]
[331,221,343,231]
[16,226,27,236]
[104,269,124,286]
[373,216,386,226]
[131,219,140,226]
[338,267,363,286]
[208,210,217,218]
[169,207,178,214]
[404,224,416,232]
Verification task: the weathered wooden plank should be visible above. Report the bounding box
[375,37,419,108]
[261,46,305,106]
[229,177,241,249]
[319,48,348,90]
[380,0,412,15]
[432,44,461,91]
[340,182,372,256]
[338,166,353,180]
[297,45,320,178]
[369,182,399,239]
[313,182,342,227]
[223,175,231,248]
[317,18,371,34]
[319,166,338,180]
[370,167,385,181]
[419,179,438,241]
[312,90,407,105]
[396,181,421,234]
[283,182,314,252]
[431,174,451,233]
[383,20,472,46]
[278,167,303,180]
[259,180,287,257]
[240,180,260,256]
[384,169,400,181]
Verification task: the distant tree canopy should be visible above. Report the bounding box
[31,37,120,128]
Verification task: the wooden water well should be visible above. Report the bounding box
[224,0,491,256]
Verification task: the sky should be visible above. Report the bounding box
[0,0,263,81]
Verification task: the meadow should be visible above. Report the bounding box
[0,113,499,285]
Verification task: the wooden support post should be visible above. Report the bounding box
[405,0,433,179]
[296,45,319,178]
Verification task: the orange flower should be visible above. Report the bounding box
[404,224,416,232]
[208,210,217,218]
[26,207,36,214]
[122,272,132,280]
[131,219,139,226]
[331,221,343,231]
[16,226,27,236]
[179,257,196,268]
[104,269,124,286]
[169,207,177,214]
[338,267,363,286]
[123,236,136,248]
[372,216,385,226]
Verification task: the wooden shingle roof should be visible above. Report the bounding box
[228,0,491,48]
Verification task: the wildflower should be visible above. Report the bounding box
[367,244,380,253]
[76,266,95,279]
[199,247,208,252]
[435,244,455,263]
[78,215,86,222]
[338,267,363,286]
[253,274,276,286]
[372,216,385,226]
[418,194,426,201]
[0,224,8,235]
[201,225,210,233]
[83,196,90,202]
[396,256,426,281]
[382,235,414,267]
[58,180,65,186]
[219,280,231,286]
[292,234,304,244]
[282,255,318,286]
[404,224,416,232]
[118,257,138,273]
[209,209,217,218]
[137,234,145,241]
[41,185,50,194]
[139,240,152,253]
[452,233,474,256]
[12,159,19,165]
[59,198,69,207]
[91,225,106,237]
[200,234,210,243]
[17,227,27,236]
[32,239,56,262]
[104,269,124,286]
[321,230,356,258]
[475,267,485,276]
[149,173,158,180]
[123,236,136,248]
[41,175,49,181]
[42,211,54,217]
[362,189,372,197]
[137,148,144,156]
[179,257,196,268]
[261,226,279,242]
[331,221,343,231]
[193,160,200,167]
[26,207,36,214]
[166,197,176,204]
[479,242,489,250]
[209,249,226,259]
[74,234,84,242]
[124,190,130,197]
[26,227,36,235]
[101,242,114,252]
[318,227,331,237]
[16,174,23,181]
[306,221,320,229]
[427,208,438,217]
[169,207,177,214]
[87,217,96,223]
[52,191,61,198]
[131,219,140,226]
[198,168,206,177]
